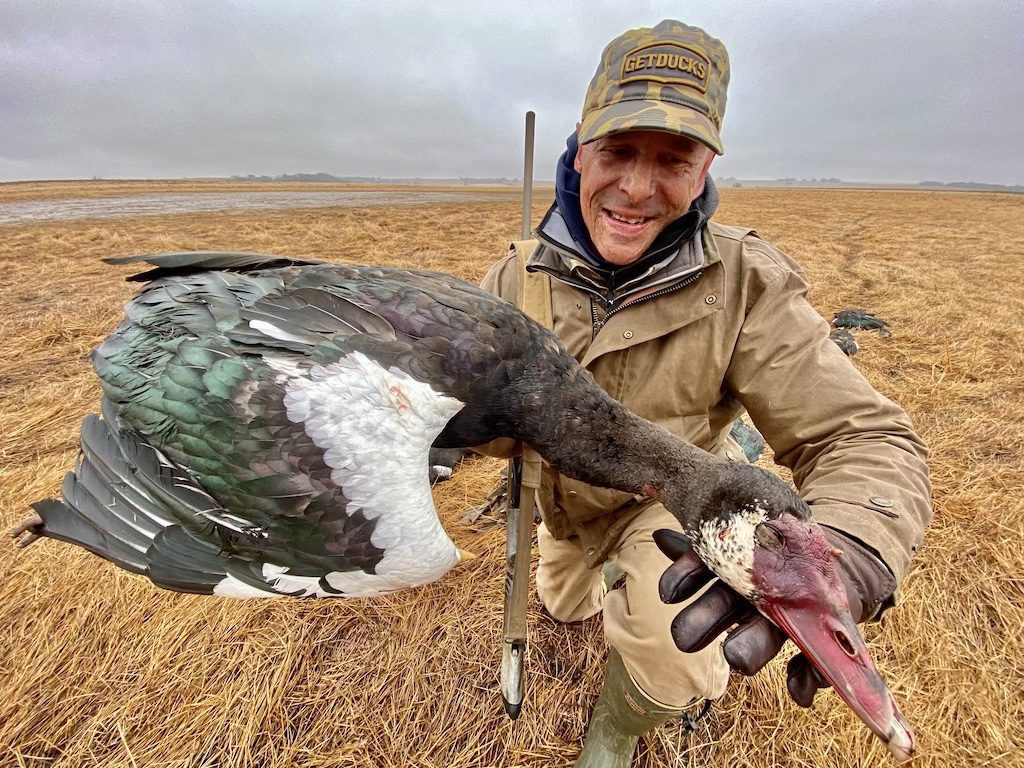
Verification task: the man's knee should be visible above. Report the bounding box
[614,628,730,708]
[536,526,605,623]
[602,560,730,707]
[536,570,603,623]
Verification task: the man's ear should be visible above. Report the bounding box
[693,148,716,198]
[573,121,584,173]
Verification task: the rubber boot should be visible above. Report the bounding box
[574,648,682,768]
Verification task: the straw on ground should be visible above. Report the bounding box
[1,182,1021,767]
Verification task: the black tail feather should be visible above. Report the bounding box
[225,558,303,597]
[78,417,174,534]
[30,498,148,574]
[29,406,236,594]
[61,463,153,555]
[147,526,225,594]
[104,251,324,282]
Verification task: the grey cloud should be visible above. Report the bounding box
[1,0,1020,184]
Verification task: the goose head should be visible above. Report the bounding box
[660,464,916,762]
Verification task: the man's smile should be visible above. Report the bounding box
[606,209,651,226]
[603,208,656,234]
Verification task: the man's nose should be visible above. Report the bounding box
[618,161,656,203]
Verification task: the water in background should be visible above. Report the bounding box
[0,189,513,226]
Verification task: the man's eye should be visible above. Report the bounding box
[600,144,629,157]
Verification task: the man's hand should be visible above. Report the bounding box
[653,525,897,707]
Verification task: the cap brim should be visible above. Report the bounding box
[579,99,723,155]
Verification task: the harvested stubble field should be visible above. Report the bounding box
[1,181,1022,768]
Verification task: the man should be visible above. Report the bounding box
[481,20,931,767]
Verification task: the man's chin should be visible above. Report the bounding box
[592,234,656,265]
[584,206,666,264]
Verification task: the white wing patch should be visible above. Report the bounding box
[213,570,282,599]
[262,354,308,381]
[213,351,465,599]
[690,503,768,600]
[249,319,314,345]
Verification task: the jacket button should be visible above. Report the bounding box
[567,490,578,498]
[870,496,895,507]
[705,294,717,305]
[623,330,633,339]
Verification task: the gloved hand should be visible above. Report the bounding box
[653,525,897,707]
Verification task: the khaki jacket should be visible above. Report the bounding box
[480,222,932,585]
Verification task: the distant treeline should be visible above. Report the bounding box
[716,176,1023,193]
[230,173,520,185]
[915,180,1024,192]
[231,173,371,182]
[227,172,1021,193]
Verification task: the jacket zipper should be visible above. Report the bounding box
[591,269,705,336]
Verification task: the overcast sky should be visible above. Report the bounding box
[2,0,1021,184]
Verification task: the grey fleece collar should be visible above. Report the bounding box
[530,209,707,306]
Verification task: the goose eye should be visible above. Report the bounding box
[755,523,785,550]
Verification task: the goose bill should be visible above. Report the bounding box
[754,578,916,762]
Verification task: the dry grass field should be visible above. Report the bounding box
[0,179,519,203]
[1,182,1021,768]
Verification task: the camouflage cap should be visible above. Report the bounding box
[578,20,730,154]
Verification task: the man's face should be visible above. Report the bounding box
[574,129,715,266]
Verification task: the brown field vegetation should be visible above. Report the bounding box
[0,179,523,203]
[1,183,1022,767]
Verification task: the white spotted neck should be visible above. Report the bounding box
[689,503,769,600]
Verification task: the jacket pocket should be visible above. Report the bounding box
[554,477,639,525]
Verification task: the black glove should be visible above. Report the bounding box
[654,525,897,707]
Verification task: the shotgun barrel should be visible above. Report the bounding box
[500,110,536,719]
